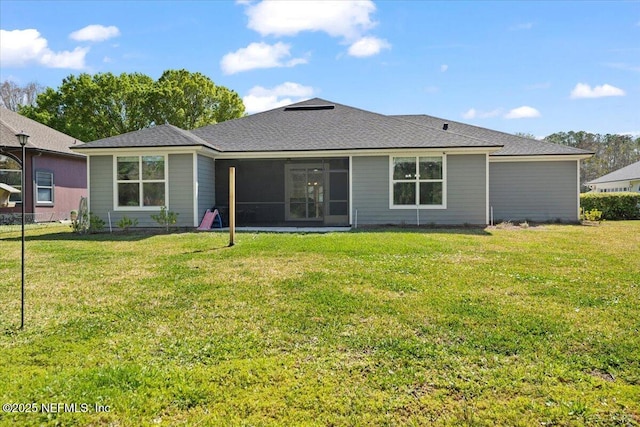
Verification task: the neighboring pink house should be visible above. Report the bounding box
[0,107,86,223]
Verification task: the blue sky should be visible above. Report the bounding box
[1,1,639,137]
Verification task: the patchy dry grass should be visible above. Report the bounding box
[0,222,639,426]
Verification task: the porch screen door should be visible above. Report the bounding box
[285,165,324,221]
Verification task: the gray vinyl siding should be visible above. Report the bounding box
[87,154,194,228]
[352,154,487,225]
[197,155,215,224]
[88,156,113,223]
[489,160,578,222]
[167,154,194,227]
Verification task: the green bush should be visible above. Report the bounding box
[117,216,138,231]
[151,206,179,232]
[580,208,603,223]
[580,192,640,220]
[89,213,106,233]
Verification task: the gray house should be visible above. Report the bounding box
[71,98,592,228]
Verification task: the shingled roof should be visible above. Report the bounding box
[1,107,84,157]
[74,98,593,157]
[74,123,217,150]
[588,160,640,184]
[393,114,593,156]
[190,98,501,152]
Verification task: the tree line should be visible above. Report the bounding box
[2,69,244,142]
[544,131,640,190]
[2,75,638,190]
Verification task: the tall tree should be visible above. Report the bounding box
[0,80,44,111]
[150,69,244,129]
[19,70,245,142]
[545,131,640,190]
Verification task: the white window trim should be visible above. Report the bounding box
[35,170,54,205]
[389,154,447,209]
[113,154,169,211]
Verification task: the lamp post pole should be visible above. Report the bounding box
[16,131,29,330]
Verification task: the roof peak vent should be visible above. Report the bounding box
[443,123,449,130]
[284,104,335,111]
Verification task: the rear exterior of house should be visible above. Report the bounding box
[72,99,592,228]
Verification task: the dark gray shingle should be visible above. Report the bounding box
[393,114,593,156]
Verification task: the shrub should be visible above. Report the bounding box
[89,213,105,233]
[580,192,640,220]
[117,216,138,231]
[151,206,179,232]
[580,208,603,223]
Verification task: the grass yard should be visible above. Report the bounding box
[0,222,639,426]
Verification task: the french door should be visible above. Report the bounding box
[285,164,325,221]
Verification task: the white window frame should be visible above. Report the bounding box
[389,154,447,209]
[113,154,169,211]
[35,170,54,205]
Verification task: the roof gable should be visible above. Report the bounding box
[0,107,84,156]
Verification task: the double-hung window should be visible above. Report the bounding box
[116,155,166,208]
[391,155,445,208]
[35,171,54,204]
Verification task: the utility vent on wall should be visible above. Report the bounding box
[284,104,335,111]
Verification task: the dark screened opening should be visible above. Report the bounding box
[215,158,349,226]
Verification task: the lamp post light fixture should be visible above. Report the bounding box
[16,131,29,329]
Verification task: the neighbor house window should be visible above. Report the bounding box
[0,155,22,203]
[116,155,166,208]
[35,171,54,204]
[390,155,445,208]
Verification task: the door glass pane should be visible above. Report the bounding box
[419,182,443,205]
[307,169,323,219]
[394,182,416,205]
[393,157,416,180]
[289,169,307,201]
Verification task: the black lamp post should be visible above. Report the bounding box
[16,131,29,329]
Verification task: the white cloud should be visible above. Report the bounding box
[243,82,316,114]
[504,106,541,119]
[570,83,626,99]
[347,36,390,57]
[240,0,389,57]
[69,25,120,42]
[440,64,448,72]
[245,0,377,39]
[462,108,503,119]
[220,42,307,74]
[0,28,88,69]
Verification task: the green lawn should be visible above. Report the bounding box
[0,222,638,426]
